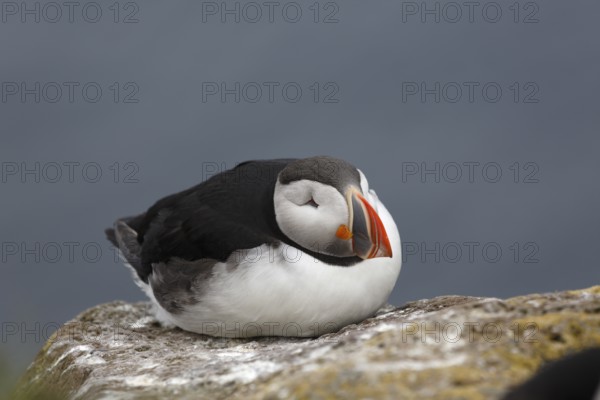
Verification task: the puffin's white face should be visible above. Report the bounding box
[273,162,393,260]
[274,179,354,257]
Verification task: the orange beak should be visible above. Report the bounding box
[336,188,393,259]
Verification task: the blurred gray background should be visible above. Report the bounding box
[1,0,599,391]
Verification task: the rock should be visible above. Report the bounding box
[14,286,600,400]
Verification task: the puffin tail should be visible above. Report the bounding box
[105,227,118,248]
[106,218,148,285]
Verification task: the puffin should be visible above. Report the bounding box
[106,156,402,337]
[501,347,600,400]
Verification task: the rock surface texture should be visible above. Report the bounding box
[15,286,600,400]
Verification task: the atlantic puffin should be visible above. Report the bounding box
[106,156,402,337]
[502,347,600,400]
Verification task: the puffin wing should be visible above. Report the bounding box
[106,159,293,283]
[141,202,274,270]
[107,195,276,284]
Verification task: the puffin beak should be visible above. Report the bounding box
[336,187,393,259]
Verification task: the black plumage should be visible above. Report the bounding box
[106,158,362,284]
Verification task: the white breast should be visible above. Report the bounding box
[155,197,402,338]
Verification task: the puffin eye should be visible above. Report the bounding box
[303,197,319,208]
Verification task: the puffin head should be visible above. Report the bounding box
[273,156,392,260]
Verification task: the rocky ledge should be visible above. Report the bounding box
[14,286,600,400]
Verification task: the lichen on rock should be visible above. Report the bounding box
[14,286,600,400]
